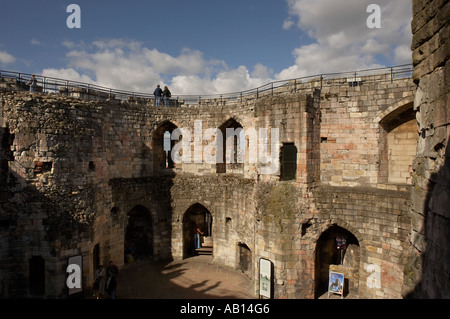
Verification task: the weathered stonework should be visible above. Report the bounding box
[402,0,450,299]
[0,69,419,299]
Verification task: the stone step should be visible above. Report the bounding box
[195,247,213,255]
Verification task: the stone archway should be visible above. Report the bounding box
[182,203,213,258]
[152,121,179,173]
[314,225,360,298]
[238,243,252,278]
[124,205,153,263]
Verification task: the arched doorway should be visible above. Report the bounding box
[125,205,153,263]
[238,243,252,278]
[314,225,360,298]
[182,204,213,258]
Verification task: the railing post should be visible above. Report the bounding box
[271,83,273,96]
[320,75,323,89]
[256,88,259,99]
[390,67,393,83]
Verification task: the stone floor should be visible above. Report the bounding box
[86,255,359,300]
[89,255,255,299]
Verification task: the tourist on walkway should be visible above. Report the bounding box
[163,86,171,107]
[154,85,163,106]
[27,74,37,92]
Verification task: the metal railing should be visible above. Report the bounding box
[0,64,413,105]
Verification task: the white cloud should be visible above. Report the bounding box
[44,39,271,95]
[39,1,413,96]
[276,0,412,79]
[31,39,41,46]
[283,18,295,30]
[41,68,95,84]
[0,50,16,65]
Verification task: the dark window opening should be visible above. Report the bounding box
[153,121,178,172]
[280,143,297,181]
[125,205,153,263]
[29,256,45,296]
[238,243,252,277]
[217,119,243,174]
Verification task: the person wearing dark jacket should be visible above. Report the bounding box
[163,86,171,107]
[154,85,163,106]
[106,274,117,299]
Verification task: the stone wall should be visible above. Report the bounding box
[0,70,418,299]
[403,0,450,298]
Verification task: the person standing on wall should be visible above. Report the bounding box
[27,74,37,92]
[163,86,171,107]
[154,84,163,106]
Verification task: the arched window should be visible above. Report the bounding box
[153,121,178,172]
[379,104,417,184]
[217,118,244,174]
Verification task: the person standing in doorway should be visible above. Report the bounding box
[154,85,163,106]
[163,85,171,107]
[193,223,204,250]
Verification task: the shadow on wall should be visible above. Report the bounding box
[405,136,450,298]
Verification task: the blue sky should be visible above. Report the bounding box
[0,0,412,95]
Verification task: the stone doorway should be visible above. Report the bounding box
[183,204,213,258]
[314,225,360,298]
[29,256,45,296]
[124,205,153,263]
[238,243,252,278]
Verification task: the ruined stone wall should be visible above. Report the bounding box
[319,79,415,187]
[0,71,417,298]
[404,0,450,298]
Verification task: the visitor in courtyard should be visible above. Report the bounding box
[106,274,117,299]
[154,84,163,106]
[27,74,37,92]
[107,260,119,278]
[193,223,204,250]
[95,265,106,299]
[163,86,171,107]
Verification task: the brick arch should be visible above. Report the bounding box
[373,95,414,124]
[121,203,160,224]
[150,119,182,135]
[218,116,246,131]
